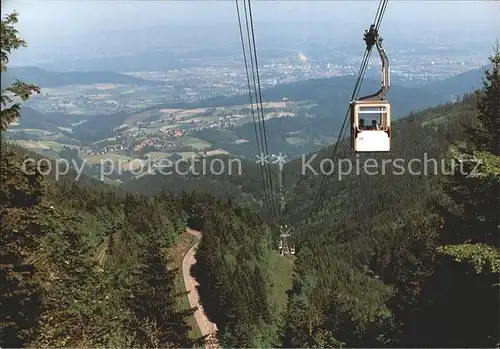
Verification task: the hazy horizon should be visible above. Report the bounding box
[2,0,499,70]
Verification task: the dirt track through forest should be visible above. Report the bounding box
[182,229,219,348]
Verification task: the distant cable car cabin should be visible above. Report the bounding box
[350,25,391,152]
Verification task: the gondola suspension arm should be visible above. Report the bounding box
[359,25,390,101]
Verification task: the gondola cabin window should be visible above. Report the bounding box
[351,101,391,152]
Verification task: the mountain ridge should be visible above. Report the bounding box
[2,66,162,87]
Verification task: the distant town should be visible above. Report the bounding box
[77,102,295,160]
[23,44,488,116]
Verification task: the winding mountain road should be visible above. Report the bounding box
[182,229,219,349]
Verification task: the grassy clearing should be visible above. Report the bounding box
[85,153,134,166]
[206,148,229,157]
[248,101,287,109]
[121,159,147,171]
[177,151,199,160]
[94,83,118,90]
[421,113,456,126]
[176,108,207,119]
[37,149,60,160]
[191,115,219,122]
[145,151,172,160]
[12,140,51,149]
[166,231,203,341]
[159,124,181,132]
[287,101,317,109]
[160,108,183,114]
[38,140,77,150]
[267,252,294,318]
[43,132,80,143]
[100,177,122,186]
[92,137,117,145]
[139,127,159,135]
[181,136,212,150]
[124,110,157,124]
[9,128,53,136]
[285,137,306,146]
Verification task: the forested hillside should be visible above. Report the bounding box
[119,53,499,347]
[130,52,498,347]
[1,140,198,347]
[0,13,271,347]
[7,106,92,132]
[278,53,500,347]
[120,153,280,204]
[181,193,282,347]
[1,137,287,347]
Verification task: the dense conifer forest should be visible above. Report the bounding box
[1,10,499,348]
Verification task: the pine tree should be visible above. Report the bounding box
[438,48,500,276]
[434,48,500,347]
[0,11,40,131]
[464,48,500,154]
[0,12,43,345]
[0,152,44,347]
[130,248,194,348]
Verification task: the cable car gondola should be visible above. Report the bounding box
[351,25,391,152]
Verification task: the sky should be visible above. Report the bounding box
[2,1,499,66]
[3,0,498,28]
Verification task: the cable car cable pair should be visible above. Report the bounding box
[235,0,280,226]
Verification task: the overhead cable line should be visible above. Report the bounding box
[235,0,273,222]
[235,0,279,226]
[244,0,279,225]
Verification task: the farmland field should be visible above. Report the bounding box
[248,101,288,109]
[146,151,173,160]
[38,141,79,150]
[206,148,229,156]
[121,159,147,171]
[84,153,134,166]
[180,136,211,150]
[175,108,207,120]
[285,137,306,146]
[93,137,118,145]
[124,110,159,124]
[159,108,183,114]
[11,140,78,151]
[176,151,199,160]
[94,83,118,90]
[13,140,51,149]
[9,128,54,136]
[160,124,182,132]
